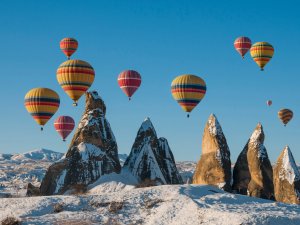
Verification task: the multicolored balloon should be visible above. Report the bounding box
[171,74,207,117]
[278,109,293,126]
[56,59,95,106]
[54,116,75,141]
[117,70,141,100]
[267,100,272,106]
[60,38,78,59]
[24,88,60,130]
[250,42,274,71]
[234,36,252,59]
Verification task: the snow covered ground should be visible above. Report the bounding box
[1,184,300,225]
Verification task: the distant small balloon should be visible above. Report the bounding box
[118,70,142,100]
[278,109,293,126]
[60,38,78,59]
[267,100,272,106]
[234,36,252,59]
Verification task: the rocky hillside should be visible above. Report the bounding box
[40,91,121,195]
[123,117,183,184]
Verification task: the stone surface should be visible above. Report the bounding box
[123,117,183,185]
[40,91,121,195]
[232,123,274,200]
[273,146,300,204]
[192,114,231,191]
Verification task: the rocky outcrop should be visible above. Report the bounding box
[273,146,300,204]
[232,123,274,200]
[26,183,40,196]
[40,91,121,195]
[192,114,231,191]
[123,118,183,185]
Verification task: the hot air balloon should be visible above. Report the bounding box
[267,100,272,106]
[278,109,293,126]
[60,38,78,59]
[24,88,60,131]
[250,42,274,71]
[56,59,95,106]
[54,116,75,141]
[117,70,142,100]
[234,36,252,59]
[171,74,206,117]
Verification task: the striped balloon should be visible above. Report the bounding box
[56,59,95,106]
[234,36,252,58]
[250,42,274,71]
[117,70,141,100]
[278,109,293,126]
[24,88,60,130]
[267,100,272,106]
[54,116,75,141]
[60,38,78,59]
[171,74,206,117]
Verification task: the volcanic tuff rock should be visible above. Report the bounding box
[192,114,231,191]
[40,91,121,195]
[232,123,274,200]
[123,117,183,185]
[273,146,300,204]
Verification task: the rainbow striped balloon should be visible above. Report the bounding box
[250,42,274,71]
[24,88,60,130]
[171,74,206,117]
[278,109,293,126]
[234,36,252,58]
[56,59,95,106]
[117,70,141,100]
[60,38,78,59]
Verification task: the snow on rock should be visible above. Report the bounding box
[123,117,182,185]
[193,114,231,192]
[40,91,121,195]
[232,123,274,200]
[1,184,300,225]
[273,146,300,204]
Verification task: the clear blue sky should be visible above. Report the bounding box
[0,0,299,162]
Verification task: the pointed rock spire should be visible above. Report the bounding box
[232,123,274,199]
[123,117,182,185]
[40,91,121,195]
[192,114,232,191]
[273,146,300,204]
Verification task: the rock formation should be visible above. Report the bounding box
[273,146,300,204]
[123,117,183,185]
[26,183,40,196]
[192,114,231,191]
[40,91,121,195]
[232,123,274,200]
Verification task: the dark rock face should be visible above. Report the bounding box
[40,91,121,195]
[123,118,183,185]
[273,146,300,204]
[192,114,232,192]
[232,123,274,200]
[26,183,40,196]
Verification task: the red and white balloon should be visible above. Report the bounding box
[117,70,142,100]
[54,116,75,141]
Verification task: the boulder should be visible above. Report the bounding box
[40,91,121,195]
[123,117,182,185]
[273,146,300,204]
[192,114,231,191]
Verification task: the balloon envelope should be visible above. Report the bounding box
[171,74,206,114]
[24,88,60,128]
[54,116,75,141]
[234,37,252,58]
[60,38,78,59]
[118,70,141,99]
[250,42,274,71]
[278,109,293,126]
[56,59,95,105]
[267,100,272,106]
